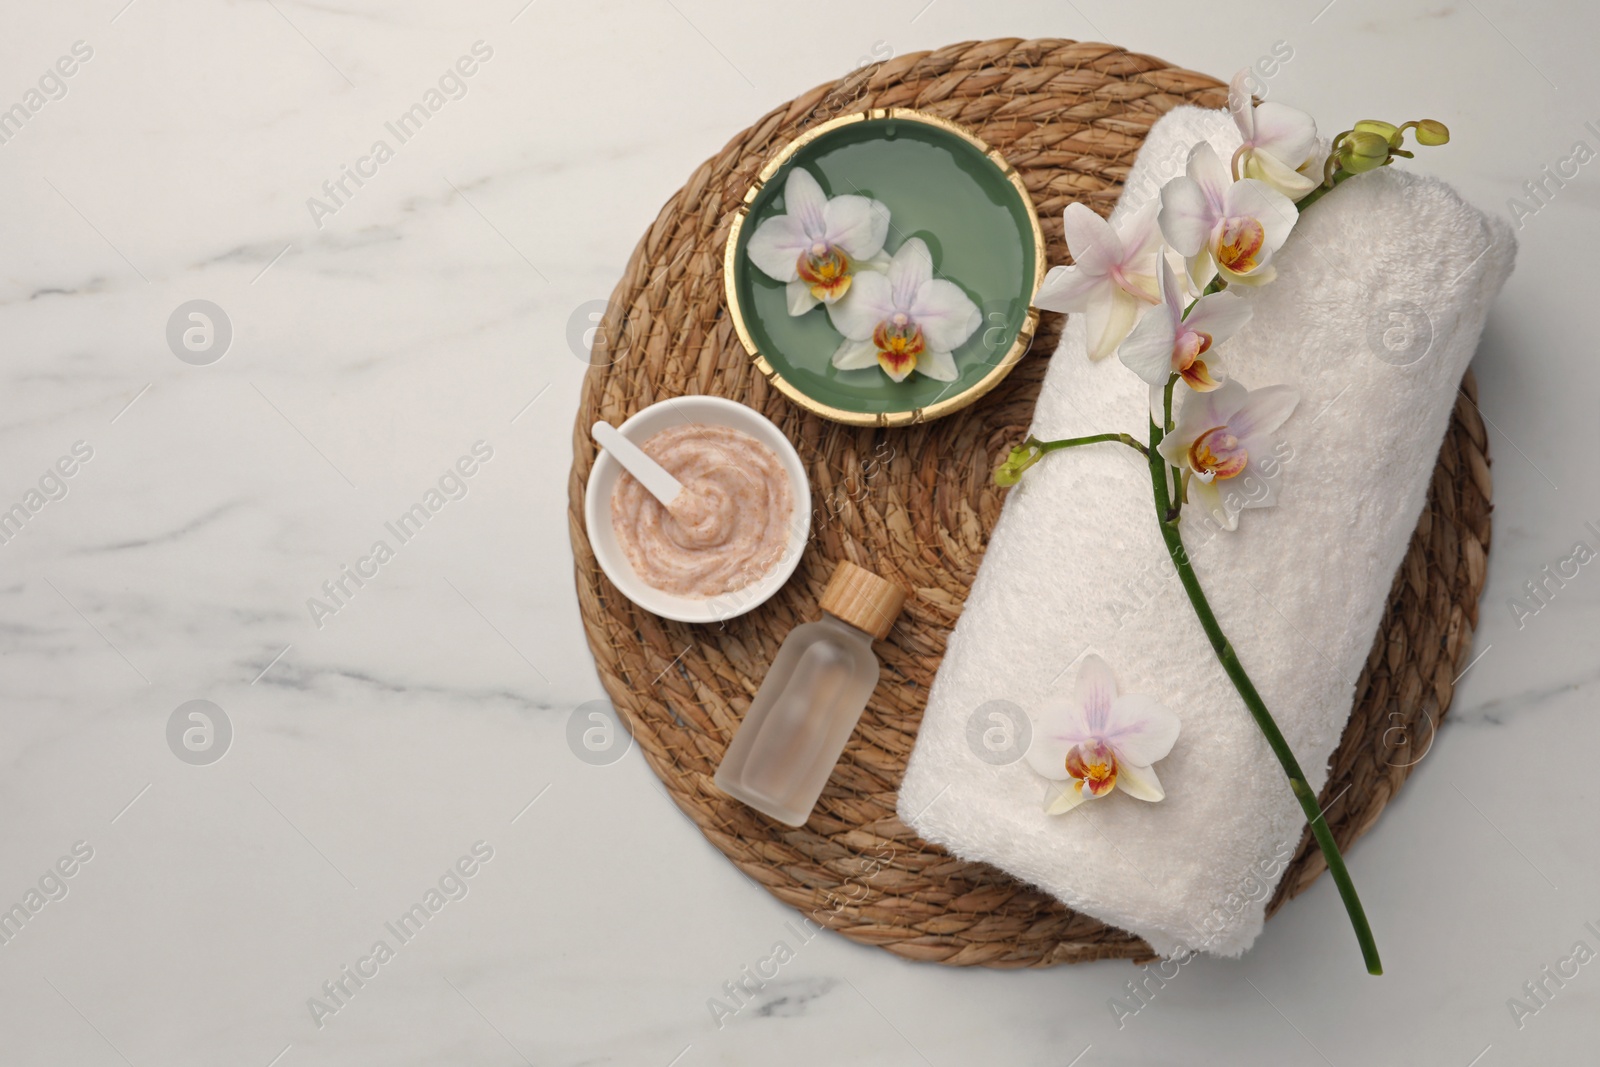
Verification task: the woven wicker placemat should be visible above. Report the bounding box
[566,39,1493,966]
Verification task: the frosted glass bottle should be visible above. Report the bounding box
[716,561,906,826]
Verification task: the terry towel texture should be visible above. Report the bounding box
[896,105,1515,958]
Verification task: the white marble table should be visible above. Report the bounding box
[1,1,1593,1063]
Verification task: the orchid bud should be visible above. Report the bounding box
[1413,119,1449,146]
[1353,119,1401,147]
[994,444,1042,487]
[1338,131,1391,173]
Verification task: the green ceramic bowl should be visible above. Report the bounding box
[725,108,1046,427]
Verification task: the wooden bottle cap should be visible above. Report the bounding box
[819,560,907,640]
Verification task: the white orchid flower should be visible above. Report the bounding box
[1120,259,1253,416]
[746,167,891,315]
[1026,654,1181,814]
[1228,70,1322,202]
[1156,378,1299,531]
[1033,201,1163,361]
[1159,143,1297,290]
[828,237,980,383]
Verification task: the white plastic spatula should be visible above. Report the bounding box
[591,421,684,508]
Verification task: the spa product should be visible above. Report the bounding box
[715,561,906,826]
[609,424,793,599]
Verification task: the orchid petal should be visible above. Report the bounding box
[1186,142,1233,213]
[1168,381,1230,443]
[858,250,892,273]
[786,278,819,316]
[783,168,828,239]
[746,214,810,282]
[1118,298,1178,386]
[1033,265,1112,314]
[1186,248,1219,293]
[818,276,852,304]
[822,194,891,260]
[1157,255,1184,323]
[1224,179,1297,256]
[1044,780,1089,814]
[1250,101,1318,167]
[1116,760,1166,802]
[1189,474,1236,531]
[1061,202,1120,277]
[1146,381,1168,424]
[1026,687,1095,781]
[1228,383,1299,440]
[877,350,915,382]
[1103,693,1181,766]
[1158,176,1215,257]
[1180,357,1223,391]
[917,348,959,382]
[1182,289,1253,345]
[831,337,879,370]
[1155,429,1187,470]
[1218,461,1280,514]
[1228,70,1257,142]
[1224,262,1277,287]
[1242,149,1320,201]
[911,278,981,353]
[1074,655,1118,735]
[889,238,935,310]
[1118,201,1165,266]
[1025,724,1079,781]
[1083,286,1144,362]
[826,271,895,340]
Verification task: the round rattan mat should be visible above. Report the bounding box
[566,39,1493,966]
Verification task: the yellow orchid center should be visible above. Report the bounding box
[1174,327,1215,371]
[1189,426,1248,480]
[1176,331,1221,391]
[1214,217,1266,275]
[873,314,925,381]
[1065,738,1119,798]
[1180,359,1222,390]
[796,243,853,302]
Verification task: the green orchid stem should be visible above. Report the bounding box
[1146,416,1383,976]
[1163,375,1180,519]
[1029,432,1148,457]
[1295,167,1358,213]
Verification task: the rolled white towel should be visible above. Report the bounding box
[896,104,1515,958]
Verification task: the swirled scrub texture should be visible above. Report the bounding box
[610,425,793,598]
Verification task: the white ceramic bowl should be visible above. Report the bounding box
[584,395,810,624]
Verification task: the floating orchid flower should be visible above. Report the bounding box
[1159,143,1297,289]
[1228,70,1321,201]
[746,168,891,315]
[1156,379,1299,531]
[828,238,980,383]
[1026,655,1181,814]
[1120,259,1252,415]
[1033,201,1163,361]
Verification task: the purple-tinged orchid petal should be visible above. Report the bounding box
[1229,70,1321,201]
[1159,143,1298,290]
[1034,202,1164,361]
[1157,379,1300,531]
[746,167,891,315]
[1026,655,1181,810]
[828,239,979,384]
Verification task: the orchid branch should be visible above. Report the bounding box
[1032,432,1148,456]
[991,74,1446,975]
[994,432,1146,488]
[1146,412,1382,975]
